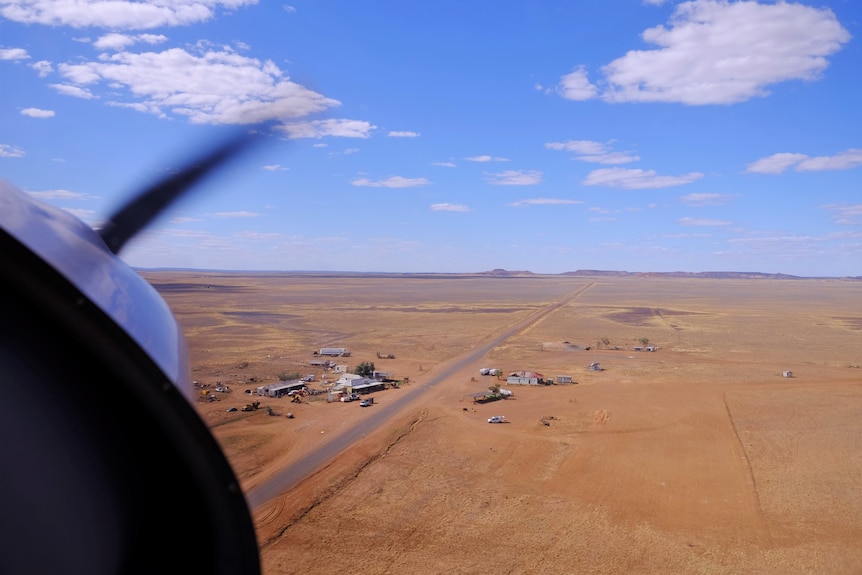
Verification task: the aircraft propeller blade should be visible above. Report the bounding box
[98,127,263,255]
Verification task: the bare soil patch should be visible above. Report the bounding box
[146,272,862,574]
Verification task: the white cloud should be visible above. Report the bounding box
[0,144,25,157]
[466,155,509,163]
[28,189,95,200]
[283,5,296,13]
[545,140,604,155]
[0,0,257,30]
[822,204,862,226]
[31,60,53,76]
[579,151,641,165]
[388,131,419,138]
[93,33,137,50]
[747,149,862,174]
[679,217,731,226]
[485,170,542,186]
[746,153,808,174]
[430,203,469,212]
[351,176,430,188]
[560,0,850,105]
[0,47,29,60]
[262,164,288,171]
[55,47,339,124]
[680,192,734,206]
[432,161,456,168]
[583,167,702,189]
[49,83,97,99]
[556,66,598,101]
[280,118,374,139]
[20,108,55,118]
[545,139,639,164]
[93,33,167,51]
[797,149,862,172]
[508,198,582,207]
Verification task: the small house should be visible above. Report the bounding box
[556,375,573,384]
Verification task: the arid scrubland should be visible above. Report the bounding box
[146,272,862,575]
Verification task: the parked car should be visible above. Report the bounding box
[226,407,238,413]
[360,398,374,407]
[488,415,505,424]
[340,393,360,402]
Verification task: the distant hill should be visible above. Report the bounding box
[561,270,804,280]
[141,267,859,280]
[476,269,858,280]
[477,268,537,277]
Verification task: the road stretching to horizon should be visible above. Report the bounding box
[245,282,595,510]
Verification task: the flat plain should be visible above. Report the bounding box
[145,271,862,575]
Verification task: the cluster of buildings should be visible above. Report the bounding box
[480,368,577,385]
[256,344,400,401]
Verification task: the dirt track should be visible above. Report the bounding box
[148,272,862,574]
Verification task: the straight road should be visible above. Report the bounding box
[245,282,595,509]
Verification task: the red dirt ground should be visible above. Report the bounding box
[147,272,862,575]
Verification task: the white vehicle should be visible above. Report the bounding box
[488,415,505,424]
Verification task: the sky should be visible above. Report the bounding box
[1,0,861,277]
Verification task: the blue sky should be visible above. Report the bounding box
[1,0,860,276]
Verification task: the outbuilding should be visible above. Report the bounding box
[317,347,350,357]
[257,380,306,398]
[507,371,544,385]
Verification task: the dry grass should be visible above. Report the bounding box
[145,272,862,575]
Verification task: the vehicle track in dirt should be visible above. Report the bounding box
[245,282,595,510]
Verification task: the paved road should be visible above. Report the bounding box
[245,282,594,509]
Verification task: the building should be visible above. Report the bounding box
[351,380,388,395]
[317,347,350,357]
[332,376,386,396]
[507,371,544,385]
[556,375,573,384]
[256,380,306,398]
